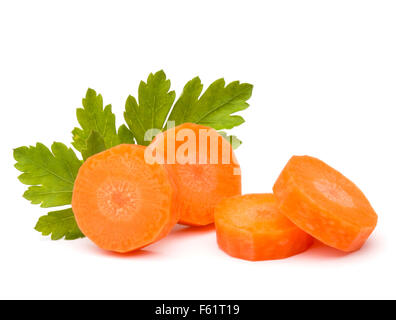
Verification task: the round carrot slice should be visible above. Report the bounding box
[214,194,313,261]
[147,123,241,226]
[72,144,178,253]
[273,155,378,252]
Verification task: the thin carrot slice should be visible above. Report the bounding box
[214,194,313,261]
[72,144,178,253]
[147,123,241,226]
[273,155,378,252]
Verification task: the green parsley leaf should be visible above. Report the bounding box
[117,124,135,144]
[124,71,252,146]
[72,88,120,152]
[81,130,106,160]
[35,208,85,240]
[14,142,82,208]
[167,78,253,130]
[124,70,176,145]
[218,131,242,149]
[166,76,204,127]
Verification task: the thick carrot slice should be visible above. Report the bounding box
[214,194,313,261]
[72,144,178,253]
[147,123,241,226]
[273,155,378,252]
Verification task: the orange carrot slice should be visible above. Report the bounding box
[72,144,178,253]
[148,123,241,226]
[273,155,378,252]
[214,194,313,261]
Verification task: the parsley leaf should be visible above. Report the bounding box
[14,142,82,208]
[35,208,84,240]
[166,76,204,126]
[218,131,242,149]
[167,77,253,129]
[81,130,106,160]
[124,70,176,145]
[117,124,135,144]
[124,71,253,146]
[72,88,121,152]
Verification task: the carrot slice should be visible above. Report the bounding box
[72,144,178,253]
[147,123,241,226]
[273,155,378,252]
[214,194,313,261]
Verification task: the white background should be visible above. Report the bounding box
[1,0,395,299]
